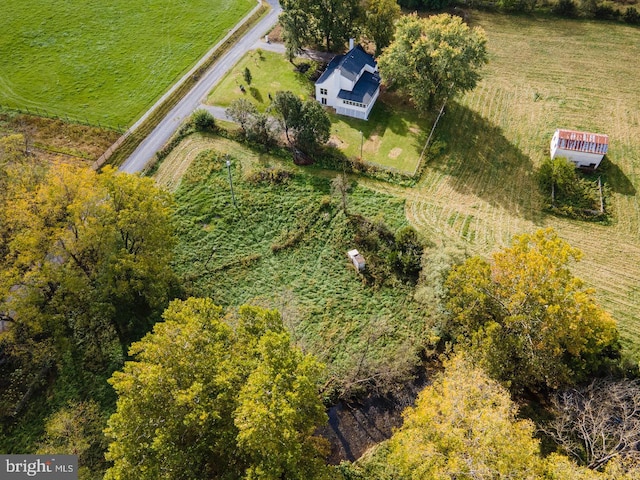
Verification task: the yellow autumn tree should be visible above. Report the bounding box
[385,354,544,479]
[445,228,619,392]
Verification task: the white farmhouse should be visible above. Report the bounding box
[315,42,380,121]
[550,128,609,169]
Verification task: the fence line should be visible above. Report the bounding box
[0,104,124,133]
[412,100,447,177]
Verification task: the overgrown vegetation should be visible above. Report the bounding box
[170,147,428,399]
[538,156,607,221]
[0,157,177,475]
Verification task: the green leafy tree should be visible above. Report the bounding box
[37,401,108,479]
[445,228,620,392]
[378,13,488,112]
[281,0,362,51]
[363,0,401,55]
[539,156,577,195]
[295,100,331,150]
[105,298,328,480]
[226,98,258,133]
[279,5,315,61]
[269,91,303,145]
[235,331,329,479]
[246,113,280,150]
[244,67,253,85]
[313,0,362,51]
[384,354,544,479]
[269,92,330,151]
[0,163,176,416]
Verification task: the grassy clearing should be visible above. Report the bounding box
[207,50,315,110]
[379,11,640,359]
[159,134,426,396]
[0,0,255,127]
[207,51,427,173]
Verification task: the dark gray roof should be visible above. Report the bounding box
[315,45,376,85]
[337,71,380,104]
[316,54,344,84]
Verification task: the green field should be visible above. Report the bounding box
[207,50,428,173]
[0,0,255,127]
[387,12,640,359]
[168,12,640,362]
[156,134,426,397]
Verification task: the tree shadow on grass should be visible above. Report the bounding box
[428,102,543,224]
[249,87,264,104]
[598,157,636,196]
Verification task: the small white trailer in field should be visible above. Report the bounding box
[550,128,609,170]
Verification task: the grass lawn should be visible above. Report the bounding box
[207,50,315,110]
[157,134,426,397]
[392,11,640,359]
[0,0,255,128]
[207,50,428,174]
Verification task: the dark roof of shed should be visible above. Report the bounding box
[337,71,380,104]
[315,45,376,85]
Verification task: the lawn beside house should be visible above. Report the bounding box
[207,50,428,174]
[207,50,316,110]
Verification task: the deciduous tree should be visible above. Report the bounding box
[545,379,640,471]
[105,299,328,480]
[295,100,331,150]
[378,13,488,112]
[385,354,544,479]
[362,0,401,55]
[269,91,303,144]
[227,98,258,133]
[445,228,620,392]
[281,0,362,52]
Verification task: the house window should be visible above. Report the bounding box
[320,88,328,95]
[321,97,327,105]
[342,100,365,108]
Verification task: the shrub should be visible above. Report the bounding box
[554,0,578,15]
[191,108,217,132]
[593,2,620,19]
[624,6,640,23]
[246,166,294,185]
[553,0,578,16]
[243,67,252,86]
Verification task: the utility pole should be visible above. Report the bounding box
[226,156,237,208]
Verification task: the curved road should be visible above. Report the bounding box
[120,0,281,173]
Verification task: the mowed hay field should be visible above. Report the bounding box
[0,0,255,127]
[389,12,640,358]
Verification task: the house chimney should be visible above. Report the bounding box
[349,38,354,50]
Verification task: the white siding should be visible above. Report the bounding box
[552,148,605,168]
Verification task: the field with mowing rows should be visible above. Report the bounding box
[0,0,255,127]
[380,12,640,359]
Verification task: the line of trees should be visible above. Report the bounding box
[280,0,401,54]
[226,90,331,155]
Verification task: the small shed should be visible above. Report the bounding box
[347,249,366,272]
[550,129,609,169]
